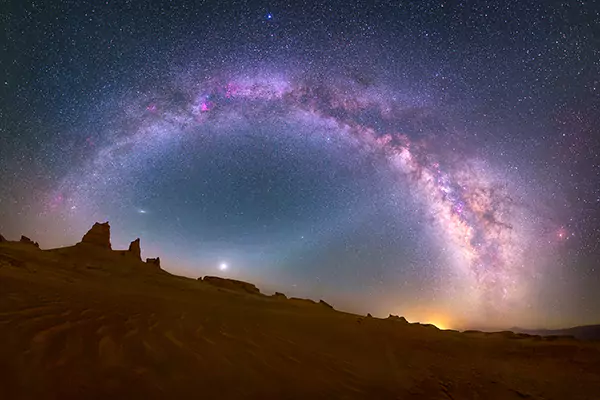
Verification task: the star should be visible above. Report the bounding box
[1,0,597,330]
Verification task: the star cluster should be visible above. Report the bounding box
[1,0,598,329]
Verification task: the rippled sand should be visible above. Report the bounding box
[1,242,599,399]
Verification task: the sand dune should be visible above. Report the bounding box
[0,224,599,399]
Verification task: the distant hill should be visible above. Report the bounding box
[509,325,600,341]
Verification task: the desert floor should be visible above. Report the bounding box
[1,242,599,399]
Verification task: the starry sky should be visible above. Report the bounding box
[1,0,599,330]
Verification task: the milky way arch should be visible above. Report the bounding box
[52,72,532,312]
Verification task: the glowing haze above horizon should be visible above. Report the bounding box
[1,0,599,330]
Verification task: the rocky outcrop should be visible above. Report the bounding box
[20,235,39,248]
[289,297,316,305]
[544,335,576,341]
[0,233,6,242]
[387,314,408,323]
[366,313,373,318]
[76,222,161,269]
[486,331,545,340]
[80,222,111,249]
[146,257,161,268]
[272,292,287,299]
[463,330,575,341]
[319,300,334,309]
[128,238,141,260]
[200,276,260,295]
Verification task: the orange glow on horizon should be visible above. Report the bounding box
[402,310,453,330]
[428,321,449,330]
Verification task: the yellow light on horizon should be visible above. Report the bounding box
[424,315,452,330]
[401,309,453,330]
[429,321,448,330]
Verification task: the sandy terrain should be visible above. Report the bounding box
[1,232,599,399]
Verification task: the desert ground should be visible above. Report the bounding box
[0,224,599,399]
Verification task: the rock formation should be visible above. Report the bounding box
[0,233,6,242]
[74,222,163,269]
[387,314,408,323]
[20,235,39,248]
[146,257,161,268]
[272,292,287,299]
[80,222,111,249]
[200,276,260,295]
[290,297,316,305]
[128,238,141,260]
[319,299,334,309]
[544,335,576,341]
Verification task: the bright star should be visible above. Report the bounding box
[557,226,568,240]
[219,262,228,271]
[266,13,273,20]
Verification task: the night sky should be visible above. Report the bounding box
[1,0,599,330]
